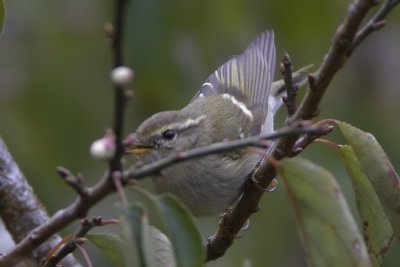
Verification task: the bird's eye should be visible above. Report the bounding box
[162,129,176,140]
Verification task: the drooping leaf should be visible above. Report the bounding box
[87,233,124,267]
[277,157,372,267]
[117,203,146,267]
[147,225,177,267]
[337,145,394,266]
[130,186,170,234]
[157,194,204,267]
[138,211,159,267]
[130,187,204,267]
[336,121,400,242]
[117,202,177,267]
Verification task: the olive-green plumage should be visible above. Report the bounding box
[133,31,276,216]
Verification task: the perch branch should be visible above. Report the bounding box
[124,123,324,180]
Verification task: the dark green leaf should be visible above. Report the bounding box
[87,233,124,267]
[130,186,169,234]
[277,157,372,267]
[147,225,177,267]
[337,145,394,266]
[140,213,159,267]
[129,187,203,267]
[117,202,177,267]
[157,194,204,267]
[337,121,400,242]
[117,203,146,267]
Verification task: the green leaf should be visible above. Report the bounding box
[117,202,177,267]
[336,121,400,242]
[157,194,204,267]
[130,187,204,267]
[117,203,146,267]
[337,145,394,266]
[130,186,170,234]
[147,225,177,267]
[140,212,159,267]
[277,157,372,267]
[87,233,124,267]
[0,1,4,36]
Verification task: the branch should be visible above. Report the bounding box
[290,0,385,123]
[123,123,326,180]
[109,0,129,173]
[205,0,400,261]
[347,0,400,56]
[56,166,89,198]
[271,64,314,96]
[289,125,335,156]
[0,138,80,267]
[280,53,297,117]
[0,173,114,266]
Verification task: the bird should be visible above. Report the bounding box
[129,31,276,216]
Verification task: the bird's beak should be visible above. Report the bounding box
[124,133,154,156]
[127,144,154,156]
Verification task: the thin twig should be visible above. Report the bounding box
[289,0,395,124]
[271,64,314,98]
[280,53,297,117]
[112,171,128,205]
[109,0,129,173]
[56,166,89,198]
[76,243,93,267]
[289,125,335,156]
[41,217,116,267]
[347,0,400,56]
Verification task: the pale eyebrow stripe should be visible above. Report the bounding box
[221,93,254,120]
[157,115,207,133]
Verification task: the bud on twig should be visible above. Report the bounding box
[111,66,134,87]
[90,130,116,160]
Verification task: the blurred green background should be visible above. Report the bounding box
[1,0,400,266]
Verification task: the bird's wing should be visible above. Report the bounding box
[192,31,276,136]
